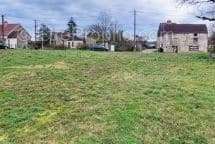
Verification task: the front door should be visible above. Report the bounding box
[172,46,178,53]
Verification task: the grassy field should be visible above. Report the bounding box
[0,50,214,144]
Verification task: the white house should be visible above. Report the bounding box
[0,21,31,48]
[51,32,84,49]
[65,36,84,48]
[157,20,208,53]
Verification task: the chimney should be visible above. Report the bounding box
[167,20,172,24]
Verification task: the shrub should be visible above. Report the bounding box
[208,45,215,59]
[77,44,89,50]
[158,48,164,53]
[47,44,68,50]
[116,40,134,51]
[208,46,215,53]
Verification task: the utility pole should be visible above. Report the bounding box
[1,15,5,42]
[34,20,37,42]
[114,23,117,42]
[42,30,44,50]
[50,29,52,46]
[52,27,56,48]
[133,9,137,51]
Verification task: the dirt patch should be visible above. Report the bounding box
[2,61,69,70]
[111,72,137,81]
[52,61,68,69]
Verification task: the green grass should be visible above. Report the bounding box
[0,50,214,144]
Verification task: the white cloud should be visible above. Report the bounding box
[0,0,211,40]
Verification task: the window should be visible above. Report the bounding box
[194,33,198,37]
[193,38,198,43]
[68,42,71,48]
[72,42,74,47]
[189,46,199,51]
[172,46,178,53]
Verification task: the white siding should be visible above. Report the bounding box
[6,38,17,48]
[65,40,83,48]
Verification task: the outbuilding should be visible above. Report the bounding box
[0,21,31,48]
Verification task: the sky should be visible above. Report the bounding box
[0,0,211,40]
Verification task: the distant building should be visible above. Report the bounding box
[157,20,208,53]
[136,36,147,51]
[65,36,84,48]
[51,32,64,46]
[85,37,97,47]
[52,32,84,48]
[0,21,31,48]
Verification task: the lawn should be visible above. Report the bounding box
[0,50,214,144]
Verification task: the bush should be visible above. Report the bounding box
[208,46,215,53]
[77,45,89,50]
[116,40,134,51]
[46,44,68,50]
[158,48,164,53]
[208,45,215,59]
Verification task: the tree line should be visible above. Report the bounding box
[37,11,136,51]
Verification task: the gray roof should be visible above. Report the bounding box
[158,23,208,37]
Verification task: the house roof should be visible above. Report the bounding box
[158,22,208,37]
[8,31,18,38]
[0,22,20,36]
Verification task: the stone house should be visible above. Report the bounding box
[0,21,31,48]
[157,20,208,53]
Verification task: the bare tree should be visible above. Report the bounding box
[178,0,215,21]
[88,12,122,44]
[209,24,215,44]
[208,24,215,55]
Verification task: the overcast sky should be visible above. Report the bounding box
[0,0,210,40]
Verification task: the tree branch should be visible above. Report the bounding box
[180,0,215,4]
[196,16,215,21]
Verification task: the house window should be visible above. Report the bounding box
[193,38,198,43]
[189,46,199,51]
[194,33,198,37]
[172,46,178,53]
[72,42,74,47]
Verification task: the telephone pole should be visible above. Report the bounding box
[133,9,137,50]
[1,15,5,42]
[50,29,52,46]
[34,20,37,42]
[41,29,44,50]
